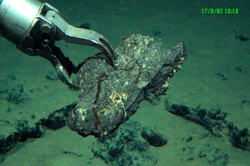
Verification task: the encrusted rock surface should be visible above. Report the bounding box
[68,34,187,137]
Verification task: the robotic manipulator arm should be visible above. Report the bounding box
[0,0,116,89]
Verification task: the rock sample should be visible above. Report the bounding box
[68,34,187,137]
